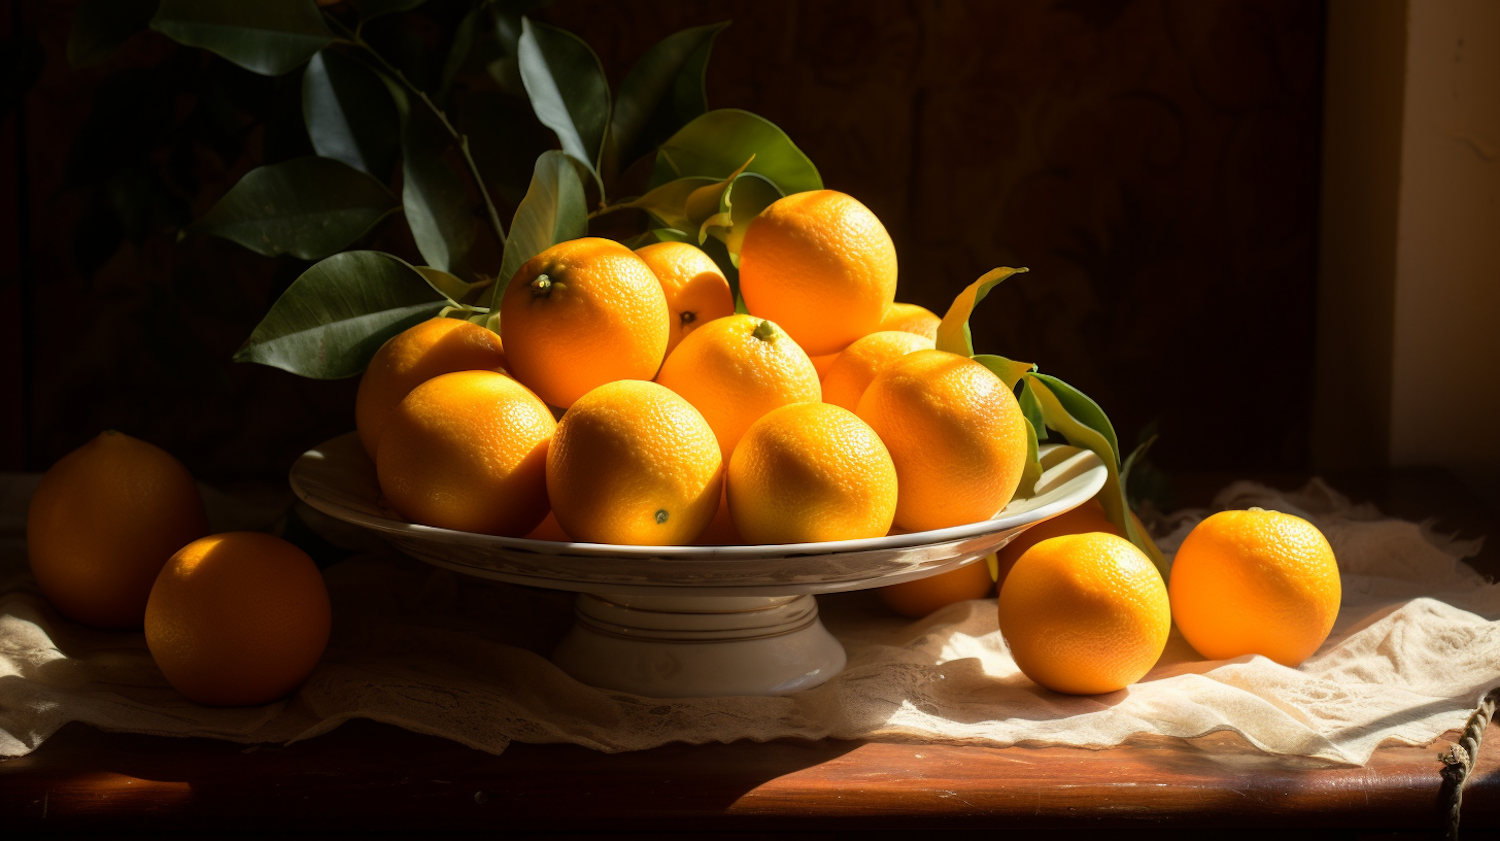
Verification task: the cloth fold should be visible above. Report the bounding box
[1,475,1494,765]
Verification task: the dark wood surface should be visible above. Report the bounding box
[1,468,1496,834]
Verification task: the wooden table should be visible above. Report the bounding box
[3,469,1496,835]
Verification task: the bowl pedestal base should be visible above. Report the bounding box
[551,593,847,698]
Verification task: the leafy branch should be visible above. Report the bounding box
[324,15,507,251]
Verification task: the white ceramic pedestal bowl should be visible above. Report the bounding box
[290,433,1107,699]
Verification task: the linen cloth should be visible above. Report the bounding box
[0,474,1494,765]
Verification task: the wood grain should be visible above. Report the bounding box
[1,719,1493,833]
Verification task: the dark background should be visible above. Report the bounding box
[0,0,1325,492]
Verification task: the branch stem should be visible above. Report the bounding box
[327,16,507,249]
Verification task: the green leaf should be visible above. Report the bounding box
[488,150,588,308]
[649,109,821,194]
[1024,374,1166,575]
[437,1,484,101]
[68,0,157,68]
[517,17,610,176]
[382,79,483,275]
[234,251,447,379]
[150,0,333,77]
[621,176,717,232]
[416,266,491,309]
[686,166,785,256]
[194,156,400,260]
[1017,379,1047,441]
[1017,416,1042,499]
[302,49,400,178]
[356,0,426,21]
[608,22,728,177]
[1028,373,1120,464]
[972,354,1035,390]
[935,266,1028,357]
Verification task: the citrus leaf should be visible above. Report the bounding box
[68,0,157,68]
[608,22,728,177]
[684,163,785,256]
[1024,374,1166,574]
[1017,379,1047,441]
[621,176,717,232]
[1017,415,1042,499]
[382,78,483,276]
[302,49,400,178]
[649,109,821,195]
[234,251,447,379]
[935,266,1028,357]
[1028,372,1120,464]
[194,156,399,260]
[517,17,610,176]
[437,1,483,101]
[416,266,490,309]
[356,0,426,21]
[972,354,1035,390]
[150,0,333,77]
[488,150,587,308]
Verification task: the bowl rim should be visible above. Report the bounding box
[289,431,1109,563]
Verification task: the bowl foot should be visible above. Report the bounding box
[552,593,847,698]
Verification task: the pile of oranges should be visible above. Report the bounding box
[359,189,1030,548]
[24,188,1345,709]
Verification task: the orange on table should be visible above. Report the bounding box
[999,532,1170,695]
[878,302,941,340]
[634,241,735,358]
[354,317,507,459]
[737,190,897,355]
[856,349,1028,532]
[1169,508,1341,668]
[820,330,935,411]
[728,402,897,544]
[994,497,1125,587]
[500,237,669,408]
[376,370,554,536]
[547,380,722,545]
[878,554,996,619]
[27,430,208,629]
[145,532,330,706]
[655,314,821,460]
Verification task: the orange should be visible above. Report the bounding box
[809,349,843,382]
[878,555,996,619]
[994,497,1125,587]
[376,370,554,536]
[737,190,897,355]
[655,314,821,459]
[547,380,722,545]
[1168,508,1340,667]
[693,485,743,545]
[27,431,208,629]
[728,402,897,544]
[355,317,507,459]
[820,330,934,411]
[524,511,572,542]
[500,237,670,408]
[145,532,330,706]
[878,302,941,340]
[856,349,1028,532]
[999,532,1170,695]
[634,241,735,357]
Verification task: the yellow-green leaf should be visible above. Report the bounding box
[1024,374,1167,575]
[935,266,1028,357]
